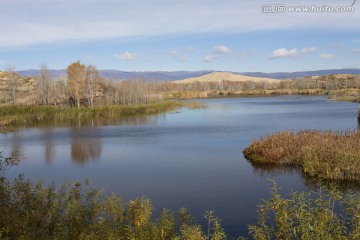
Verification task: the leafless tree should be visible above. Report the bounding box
[85,65,100,108]
[6,66,17,105]
[37,64,51,105]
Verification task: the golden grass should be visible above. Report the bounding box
[328,89,360,103]
[243,130,360,181]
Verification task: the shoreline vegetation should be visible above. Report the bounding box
[0,101,206,128]
[163,89,360,102]
[2,154,360,239]
[243,130,360,181]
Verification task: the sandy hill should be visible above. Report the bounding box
[174,72,282,84]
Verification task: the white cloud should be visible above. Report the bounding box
[168,49,187,62]
[351,48,360,54]
[114,52,138,61]
[270,48,298,59]
[1,1,359,48]
[213,46,232,55]
[202,45,232,63]
[269,47,316,59]
[319,53,337,59]
[203,54,217,63]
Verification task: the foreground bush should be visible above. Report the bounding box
[248,182,360,240]
[243,130,360,181]
[2,153,360,239]
[0,153,223,240]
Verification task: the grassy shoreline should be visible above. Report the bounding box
[0,101,206,127]
[162,89,327,99]
[243,130,360,181]
[161,88,360,102]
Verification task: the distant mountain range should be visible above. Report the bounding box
[240,69,360,79]
[17,69,213,81]
[17,68,360,81]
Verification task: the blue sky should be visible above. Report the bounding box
[0,0,359,72]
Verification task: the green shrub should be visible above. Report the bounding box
[0,153,217,240]
[247,181,360,240]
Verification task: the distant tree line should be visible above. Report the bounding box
[1,62,360,106]
[0,61,161,107]
[153,74,360,93]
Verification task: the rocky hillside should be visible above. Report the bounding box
[0,71,37,105]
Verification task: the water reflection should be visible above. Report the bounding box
[250,161,302,178]
[249,160,360,191]
[10,131,23,158]
[44,128,55,164]
[70,127,102,165]
[2,113,165,130]
[0,114,165,165]
[302,177,360,192]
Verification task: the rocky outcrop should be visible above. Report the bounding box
[0,71,37,105]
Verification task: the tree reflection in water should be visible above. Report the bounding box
[70,128,102,165]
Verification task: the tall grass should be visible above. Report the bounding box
[0,101,206,127]
[243,130,360,181]
[328,89,360,103]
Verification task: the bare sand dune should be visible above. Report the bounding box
[174,72,281,84]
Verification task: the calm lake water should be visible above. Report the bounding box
[1,95,359,237]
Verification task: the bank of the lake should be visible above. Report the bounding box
[162,89,360,103]
[162,89,327,99]
[0,101,206,127]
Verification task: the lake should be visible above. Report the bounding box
[1,95,359,237]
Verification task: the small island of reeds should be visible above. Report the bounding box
[243,130,360,181]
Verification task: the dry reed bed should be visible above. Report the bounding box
[243,130,360,181]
